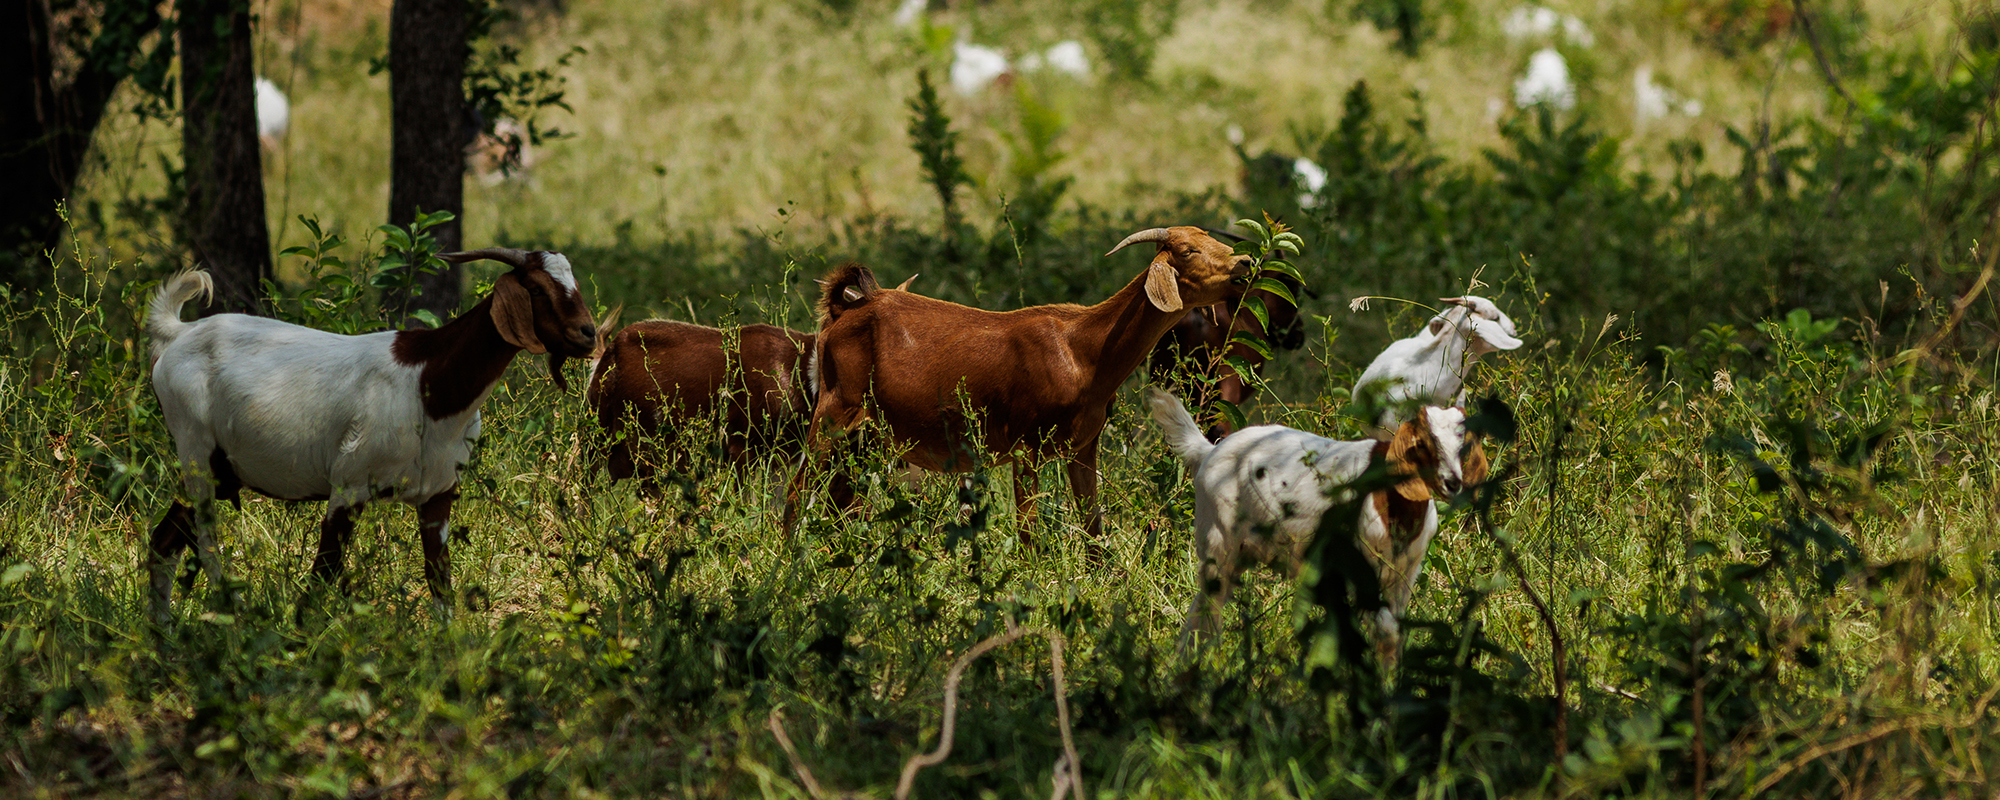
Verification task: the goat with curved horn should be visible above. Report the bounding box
[1105,227,1173,256]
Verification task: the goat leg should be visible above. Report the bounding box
[416,489,457,605]
[1064,442,1105,541]
[311,504,360,592]
[146,502,197,624]
[1066,443,1116,568]
[1013,458,1041,547]
[188,499,237,611]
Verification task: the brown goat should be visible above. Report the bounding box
[585,320,815,480]
[786,227,1253,541]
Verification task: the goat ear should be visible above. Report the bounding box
[1387,414,1434,502]
[1145,257,1184,313]
[1461,436,1489,488]
[490,273,547,354]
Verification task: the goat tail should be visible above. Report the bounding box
[147,270,214,355]
[1145,386,1214,470]
[815,262,880,326]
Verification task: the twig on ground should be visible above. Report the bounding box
[768,706,825,800]
[893,622,1083,800]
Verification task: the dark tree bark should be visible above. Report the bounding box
[179,0,272,314]
[385,0,471,323]
[0,0,165,287]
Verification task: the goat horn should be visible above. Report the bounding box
[439,248,534,268]
[1105,228,1173,257]
[1439,297,1470,306]
[895,274,919,291]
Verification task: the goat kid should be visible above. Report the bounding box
[145,249,595,623]
[1354,296,1521,426]
[1147,387,1487,665]
[791,227,1252,541]
[586,320,815,479]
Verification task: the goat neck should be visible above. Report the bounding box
[391,294,519,420]
[1072,270,1212,399]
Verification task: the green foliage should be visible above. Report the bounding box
[374,208,459,327]
[906,69,972,246]
[992,82,1075,265]
[1346,0,1435,57]
[1083,0,1178,84]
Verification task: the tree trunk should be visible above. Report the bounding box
[180,0,272,314]
[0,0,165,288]
[385,0,471,324]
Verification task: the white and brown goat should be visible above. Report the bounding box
[1148,387,1488,664]
[144,248,595,622]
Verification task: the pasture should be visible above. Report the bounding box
[6,0,2000,796]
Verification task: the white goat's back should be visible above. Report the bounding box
[151,315,466,504]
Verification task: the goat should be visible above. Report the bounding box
[585,320,815,480]
[144,248,596,623]
[1353,296,1522,426]
[1147,387,1487,665]
[254,76,288,147]
[1147,231,1307,438]
[789,227,1253,541]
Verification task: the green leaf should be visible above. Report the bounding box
[1229,331,1275,360]
[0,563,32,587]
[278,245,317,258]
[1260,260,1305,284]
[1212,399,1248,431]
[876,498,917,523]
[1224,354,1261,383]
[1242,295,1270,331]
[1232,218,1268,241]
[411,310,443,329]
[378,226,413,251]
[1273,232,1304,254]
[1251,277,1298,308]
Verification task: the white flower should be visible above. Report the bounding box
[1043,40,1090,77]
[1514,48,1575,110]
[951,41,1009,95]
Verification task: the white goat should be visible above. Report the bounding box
[144,249,596,622]
[1148,387,1487,664]
[1353,296,1522,426]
